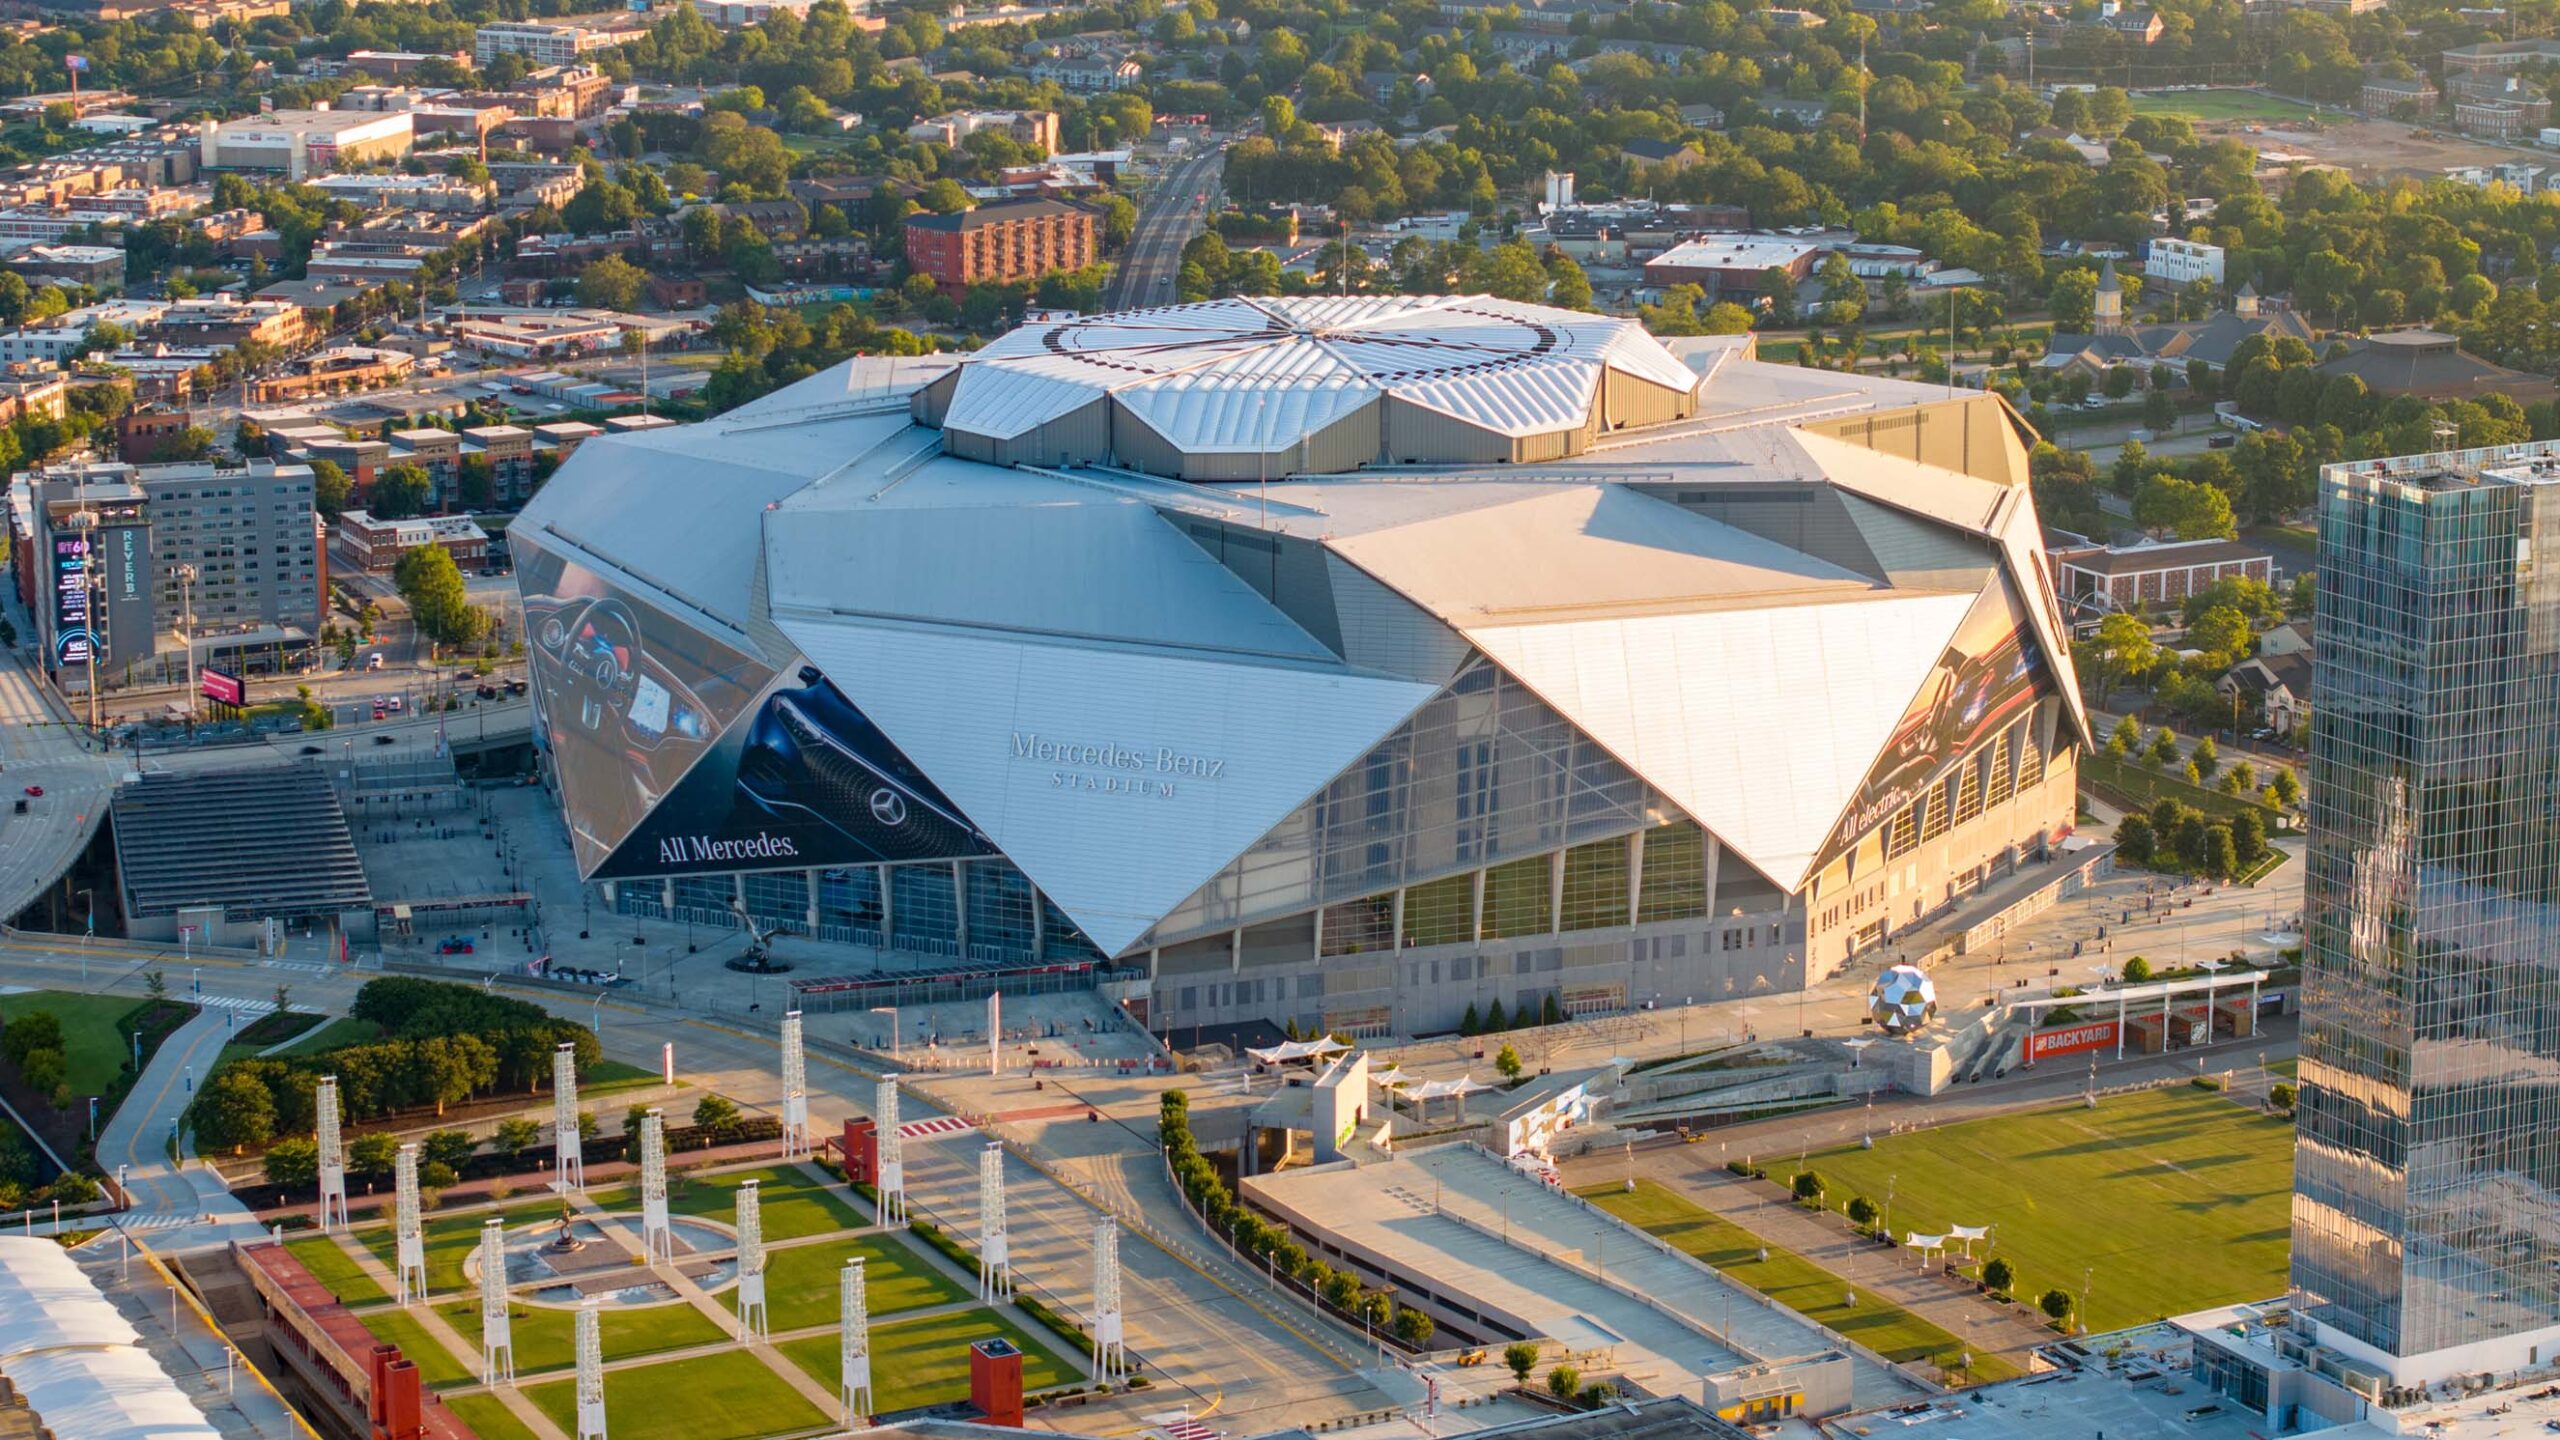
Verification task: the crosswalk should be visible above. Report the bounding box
[897,1115,974,1140]
[1160,1420,1220,1440]
[195,995,275,1015]
[261,960,337,975]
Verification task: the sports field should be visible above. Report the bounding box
[2129,89,2315,123]
[286,1154,1090,1437]
[1803,1086,2293,1332]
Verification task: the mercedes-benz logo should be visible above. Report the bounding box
[868,788,908,827]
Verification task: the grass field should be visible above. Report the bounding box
[0,990,147,1094]
[1803,1087,2293,1332]
[286,1234,387,1305]
[357,1203,559,1294]
[585,1059,662,1096]
[434,1296,728,1378]
[275,1017,382,1057]
[1581,1182,2018,1381]
[2081,753,2286,827]
[355,1306,477,1389]
[524,1351,830,1440]
[2130,89,2314,122]
[721,1234,969,1332]
[645,1165,866,1242]
[440,1392,539,1440]
[777,1306,1078,1413]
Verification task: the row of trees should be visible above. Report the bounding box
[2113,796,2271,881]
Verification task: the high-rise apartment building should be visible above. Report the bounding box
[2293,440,2560,1392]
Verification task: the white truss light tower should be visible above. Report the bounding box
[478,1219,514,1387]
[978,1141,1011,1300]
[876,1075,905,1225]
[553,1042,584,1192]
[1091,1216,1124,1384]
[780,1010,809,1160]
[638,1108,672,1264]
[735,1179,769,1342]
[841,1258,872,1424]
[573,1300,606,1440]
[987,991,1001,1076]
[315,1076,346,1231]
[393,1142,426,1306]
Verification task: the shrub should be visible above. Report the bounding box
[1791,1171,1823,1203]
[1982,1257,2014,1294]
[493,1118,539,1160]
[2271,1082,2297,1112]
[422,1129,475,1172]
[1846,1195,1878,1228]
[1504,1342,1541,1384]
[2039,1288,2074,1322]
[2120,955,2153,984]
[1392,1306,1435,1347]
[421,1160,459,1189]
[264,1138,319,1189]
[1495,1044,1523,1083]
[1546,1365,1581,1401]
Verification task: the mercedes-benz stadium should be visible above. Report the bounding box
[512,295,2088,1036]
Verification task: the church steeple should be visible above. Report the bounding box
[2095,258,2123,335]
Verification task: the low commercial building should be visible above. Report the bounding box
[336,508,489,572]
[1642,235,1819,297]
[902,197,1096,296]
[199,108,415,176]
[245,345,417,403]
[2051,537,2274,613]
[147,298,318,352]
[902,109,1060,151]
[473,18,637,65]
[5,244,126,292]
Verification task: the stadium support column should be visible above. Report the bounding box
[394,1142,426,1305]
[639,1108,671,1264]
[479,1219,514,1386]
[736,1179,768,1342]
[876,1075,905,1225]
[978,1140,1011,1300]
[1091,1216,1124,1383]
[841,1258,872,1423]
[316,1076,347,1232]
[574,1300,606,1440]
[780,1010,809,1160]
[988,991,1001,1076]
[554,1042,583,1192]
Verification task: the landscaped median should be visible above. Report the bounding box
[1576,1180,2019,1384]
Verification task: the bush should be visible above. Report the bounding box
[264,1138,319,1189]
[422,1129,475,1172]
[693,1094,741,1138]
[0,1012,63,1069]
[2270,1082,2297,1112]
[349,1133,398,1179]
[2120,955,2153,984]
[1391,1306,1435,1347]
[493,1117,540,1160]
[1504,1342,1541,1384]
[1846,1195,1878,1228]
[1982,1257,2014,1294]
[421,1160,459,1188]
[1546,1365,1581,1401]
[1495,1044,1523,1083]
[1791,1171,1823,1203]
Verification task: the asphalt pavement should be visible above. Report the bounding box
[1109,146,1227,311]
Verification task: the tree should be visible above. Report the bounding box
[2192,735,2220,778]
[2114,813,2155,865]
[263,1137,319,1189]
[577,255,646,312]
[395,544,481,653]
[1459,1002,1481,1036]
[1791,1170,1823,1203]
[349,1132,399,1179]
[918,179,971,215]
[2269,768,2302,808]
[144,969,167,1002]
[2231,808,2267,866]
[194,1068,277,1151]
[369,464,434,521]
[2085,612,2157,704]
[493,1117,540,1162]
[19,1048,63,1106]
[1547,1365,1581,1401]
[2270,1082,2298,1113]
[2133,474,2237,540]
[1547,254,1593,311]
[1392,1306,1435,1346]
[1504,1342,1542,1384]
[308,458,351,520]
[423,1129,475,1173]
[1494,1043,1523,1083]
[1982,1257,2015,1293]
[0,1012,62,1069]
[1846,1195,1878,1229]
[2203,824,2239,880]
[2144,386,2176,435]
[1484,998,1508,1032]
[693,1093,742,1137]
[2106,714,2141,757]
[2039,1288,2075,1323]
[2120,955,2153,983]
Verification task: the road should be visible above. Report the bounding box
[1108,146,1227,311]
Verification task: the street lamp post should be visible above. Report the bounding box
[871,1006,899,1058]
[174,563,197,720]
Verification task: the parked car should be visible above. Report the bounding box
[20,786,39,798]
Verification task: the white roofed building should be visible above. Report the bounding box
[513,298,2086,1037]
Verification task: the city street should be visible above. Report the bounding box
[1108,146,1226,310]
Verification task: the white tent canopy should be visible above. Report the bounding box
[0,1238,219,1440]
[1246,1038,1352,1065]
[1404,1076,1498,1102]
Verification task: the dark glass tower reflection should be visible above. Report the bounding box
[2294,447,2560,1376]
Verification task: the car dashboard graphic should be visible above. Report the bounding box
[736,667,992,863]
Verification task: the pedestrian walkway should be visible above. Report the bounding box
[95,1009,265,1247]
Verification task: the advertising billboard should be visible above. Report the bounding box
[1821,580,2052,860]
[2021,1018,2119,1064]
[102,522,151,671]
[49,533,90,668]
[518,546,780,875]
[201,668,245,706]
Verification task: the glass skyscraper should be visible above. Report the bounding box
[2294,443,2560,1385]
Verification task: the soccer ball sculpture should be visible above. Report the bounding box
[1868,964,1938,1034]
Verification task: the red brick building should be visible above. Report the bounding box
[903,198,1097,296]
[2051,537,2274,613]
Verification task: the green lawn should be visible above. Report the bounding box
[2081,752,2286,826]
[0,990,148,1094]
[1803,1086,2294,1332]
[2129,89,2314,122]
[357,1203,559,1296]
[1581,1181,2017,1382]
[777,1306,1078,1414]
[626,1165,865,1242]
[722,1234,969,1331]
[440,1392,540,1440]
[585,1059,661,1096]
[275,1017,383,1057]
[524,1351,829,1440]
[355,1306,476,1389]
[436,1296,729,1377]
[286,1234,387,1305]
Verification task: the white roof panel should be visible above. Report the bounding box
[776,617,1436,956]
[1467,591,1976,890]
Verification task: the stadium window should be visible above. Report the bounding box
[1559,838,1630,932]
[1480,856,1552,940]
[1402,873,1473,948]
[1637,822,1707,924]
